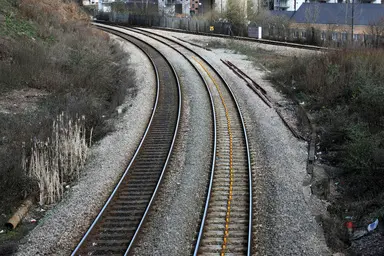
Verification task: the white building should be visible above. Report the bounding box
[159,0,190,16]
[96,0,117,12]
[82,0,98,5]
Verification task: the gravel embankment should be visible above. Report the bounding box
[105,25,213,256]
[15,35,156,256]
[141,28,331,255]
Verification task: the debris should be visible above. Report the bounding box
[30,219,37,223]
[40,208,46,212]
[0,230,5,234]
[65,185,70,189]
[351,229,368,240]
[367,219,379,232]
[335,182,340,186]
[345,216,353,220]
[345,221,354,234]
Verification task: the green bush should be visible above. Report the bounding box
[270,49,384,170]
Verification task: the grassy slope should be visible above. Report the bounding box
[0,0,133,249]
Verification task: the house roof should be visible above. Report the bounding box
[292,3,384,26]
[269,10,295,19]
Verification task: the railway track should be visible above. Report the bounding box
[71,27,181,255]
[97,21,327,51]
[109,25,253,255]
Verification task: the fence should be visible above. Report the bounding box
[97,13,384,48]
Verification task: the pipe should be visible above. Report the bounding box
[5,195,35,230]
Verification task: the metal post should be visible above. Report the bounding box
[351,0,354,42]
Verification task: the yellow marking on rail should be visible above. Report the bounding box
[192,56,234,255]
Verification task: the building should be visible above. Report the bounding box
[161,0,191,16]
[289,3,384,41]
[212,0,259,16]
[95,0,117,12]
[275,0,383,12]
[274,0,305,11]
[82,0,98,5]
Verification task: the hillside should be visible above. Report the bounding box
[0,0,133,253]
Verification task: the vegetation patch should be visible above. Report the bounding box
[0,0,134,248]
[202,39,287,68]
[269,48,384,253]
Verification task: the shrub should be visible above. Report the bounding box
[0,0,134,212]
[270,48,384,170]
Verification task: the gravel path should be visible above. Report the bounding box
[15,35,156,256]
[107,26,213,256]
[140,28,331,255]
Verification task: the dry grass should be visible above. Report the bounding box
[22,113,91,205]
[0,0,134,214]
[19,0,89,24]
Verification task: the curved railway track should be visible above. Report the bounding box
[72,27,181,256]
[107,25,253,255]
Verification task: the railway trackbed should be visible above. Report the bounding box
[108,26,253,255]
[71,27,181,255]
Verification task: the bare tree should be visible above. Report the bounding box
[226,0,247,35]
[368,17,384,47]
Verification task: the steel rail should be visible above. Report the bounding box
[121,26,253,256]
[149,26,328,51]
[72,26,181,256]
[114,26,218,256]
[97,21,327,51]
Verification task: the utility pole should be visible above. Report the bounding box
[351,0,354,42]
[221,0,223,15]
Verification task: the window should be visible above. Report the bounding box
[301,31,307,38]
[341,32,347,41]
[321,31,326,40]
[332,32,338,41]
[353,34,360,41]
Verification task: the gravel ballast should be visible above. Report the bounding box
[139,28,331,255]
[15,35,156,256]
[105,25,214,256]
